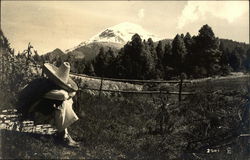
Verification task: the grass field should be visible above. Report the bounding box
[1,73,250,159]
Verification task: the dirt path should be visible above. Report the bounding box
[0,109,56,135]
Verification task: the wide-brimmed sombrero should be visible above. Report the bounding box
[43,62,78,92]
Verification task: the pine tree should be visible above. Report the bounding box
[162,42,174,79]
[196,24,219,50]
[84,62,95,76]
[245,48,250,71]
[172,34,187,74]
[219,42,231,75]
[229,46,245,72]
[0,29,12,54]
[183,32,194,75]
[156,41,164,61]
[155,41,165,78]
[105,47,116,77]
[184,32,193,54]
[117,34,155,79]
[94,47,106,76]
[147,38,158,78]
[163,42,172,67]
[192,24,222,76]
[113,48,126,78]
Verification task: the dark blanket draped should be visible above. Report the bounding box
[17,78,63,122]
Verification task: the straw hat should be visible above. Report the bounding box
[43,62,78,92]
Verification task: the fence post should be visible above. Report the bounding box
[1,54,3,88]
[99,76,103,98]
[178,75,183,103]
[159,90,164,134]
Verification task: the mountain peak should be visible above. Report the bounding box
[87,22,162,44]
[65,22,162,53]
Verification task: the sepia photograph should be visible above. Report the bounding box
[0,1,249,159]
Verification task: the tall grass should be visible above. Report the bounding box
[1,49,249,159]
[70,76,249,159]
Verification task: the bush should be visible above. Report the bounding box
[0,50,40,109]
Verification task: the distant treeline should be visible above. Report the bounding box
[35,24,250,80]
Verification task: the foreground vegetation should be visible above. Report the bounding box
[71,75,250,159]
[1,77,249,159]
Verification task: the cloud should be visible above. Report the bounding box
[177,1,248,29]
[138,8,145,19]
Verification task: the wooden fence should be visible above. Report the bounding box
[70,72,194,102]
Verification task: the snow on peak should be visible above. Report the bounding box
[65,22,162,53]
[87,22,162,44]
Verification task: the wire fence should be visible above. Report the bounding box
[81,87,194,95]
[71,72,192,84]
[27,63,194,99]
[74,75,194,104]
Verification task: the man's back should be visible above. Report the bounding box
[17,78,59,120]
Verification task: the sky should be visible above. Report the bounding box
[1,1,249,55]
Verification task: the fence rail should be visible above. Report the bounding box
[29,64,191,84]
[27,64,193,97]
[80,87,194,95]
[71,73,192,84]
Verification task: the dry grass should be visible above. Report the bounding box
[0,129,126,159]
[1,67,250,159]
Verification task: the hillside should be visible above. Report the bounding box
[67,42,122,61]
[41,38,250,63]
[42,48,65,62]
[220,38,249,52]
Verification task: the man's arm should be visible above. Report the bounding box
[44,89,69,101]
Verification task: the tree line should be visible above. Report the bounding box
[34,24,250,80]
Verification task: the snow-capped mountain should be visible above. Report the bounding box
[65,22,162,53]
[87,22,162,44]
